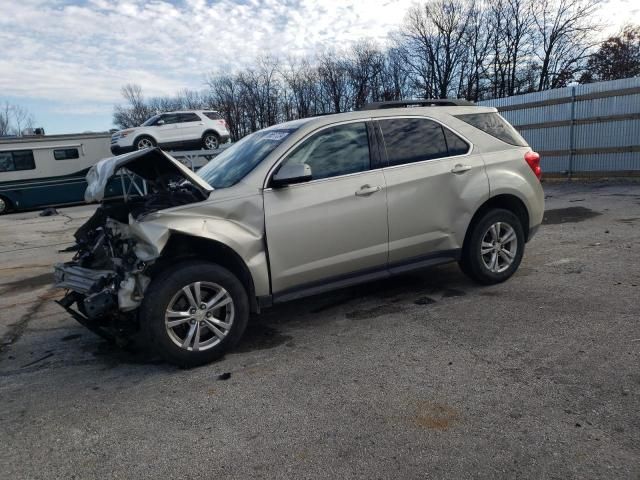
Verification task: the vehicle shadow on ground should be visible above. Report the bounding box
[14,264,479,371]
[236,263,478,354]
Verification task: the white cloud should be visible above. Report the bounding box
[0,0,637,133]
[0,0,415,107]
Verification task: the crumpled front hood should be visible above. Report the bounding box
[85,148,213,202]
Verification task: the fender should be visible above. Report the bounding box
[128,194,270,298]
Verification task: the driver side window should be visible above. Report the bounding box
[282,122,370,180]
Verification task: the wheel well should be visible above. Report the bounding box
[202,129,220,139]
[133,134,155,146]
[464,195,530,247]
[149,232,258,313]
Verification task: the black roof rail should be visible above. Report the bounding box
[359,99,474,110]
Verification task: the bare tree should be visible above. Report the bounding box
[532,0,599,90]
[458,2,494,100]
[111,0,620,139]
[317,50,351,113]
[402,0,473,99]
[0,101,35,136]
[347,41,385,109]
[113,84,155,129]
[281,57,319,119]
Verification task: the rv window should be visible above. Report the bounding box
[0,150,35,172]
[54,148,80,160]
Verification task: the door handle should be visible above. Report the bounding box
[451,164,472,174]
[355,184,382,197]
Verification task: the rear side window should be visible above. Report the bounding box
[54,148,80,160]
[282,122,370,180]
[179,113,200,123]
[455,113,526,146]
[203,112,222,120]
[379,118,449,166]
[443,128,470,156]
[0,150,35,172]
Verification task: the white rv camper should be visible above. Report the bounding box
[0,132,119,213]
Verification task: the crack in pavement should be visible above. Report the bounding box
[0,289,52,355]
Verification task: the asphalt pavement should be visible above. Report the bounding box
[0,182,639,479]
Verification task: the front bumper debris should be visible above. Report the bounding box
[54,264,116,294]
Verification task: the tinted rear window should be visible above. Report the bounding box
[204,112,222,120]
[455,113,526,146]
[379,118,449,166]
[443,128,469,156]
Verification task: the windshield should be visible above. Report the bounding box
[197,128,297,188]
[141,114,160,127]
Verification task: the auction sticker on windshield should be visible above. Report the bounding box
[261,131,292,141]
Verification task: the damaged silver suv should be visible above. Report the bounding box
[54,100,544,366]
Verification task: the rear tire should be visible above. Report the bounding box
[202,132,220,150]
[459,208,525,285]
[140,260,249,367]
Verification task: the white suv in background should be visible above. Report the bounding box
[110,110,230,154]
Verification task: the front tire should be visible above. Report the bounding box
[140,261,249,367]
[459,209,525,285]
[135,136,156,150]
[0,196,11,215]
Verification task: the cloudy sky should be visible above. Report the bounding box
[0,0,638,134]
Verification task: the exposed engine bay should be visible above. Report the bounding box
[54,148,213,340]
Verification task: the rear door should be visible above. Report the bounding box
[264,121,389,295]
[175,112,204,143]
[377,116,489,264]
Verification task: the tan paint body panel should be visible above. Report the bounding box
[482,147,545,229]
[264,170,388,293]
[131,188,271,297]
[382,151,489,262]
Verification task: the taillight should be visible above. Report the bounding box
[525,151,542,180]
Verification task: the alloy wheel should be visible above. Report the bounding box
[137,138,154,150]
[480,221,518,273]
[164,281,235,352]
[204,135,219,150]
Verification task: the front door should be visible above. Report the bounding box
[154,113,181,144]
[264,121,388,295]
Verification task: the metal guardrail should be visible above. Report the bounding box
[168,144,231,171]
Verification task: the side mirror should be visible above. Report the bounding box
[156,119,165,126]
[271,163,312,188]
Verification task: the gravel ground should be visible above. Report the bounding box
[0,181,639,479]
